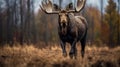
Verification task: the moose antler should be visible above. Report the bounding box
[40,0,86,14]
[67,0,86,13]
[40,0,59,14]
[76,0,86,12]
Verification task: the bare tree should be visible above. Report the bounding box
[0,0,2,44]
[20,0,25,45]
[100,0,104,44]
[117,0,120,45]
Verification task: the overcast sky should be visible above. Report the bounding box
[34,0,108,13]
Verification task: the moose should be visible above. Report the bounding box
[40,0,88,59]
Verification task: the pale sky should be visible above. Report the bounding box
[34,0,108,13]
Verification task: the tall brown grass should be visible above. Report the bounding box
[0,44,120,67]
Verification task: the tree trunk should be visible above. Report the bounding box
[118,0,120,45]
[20,0,24,45]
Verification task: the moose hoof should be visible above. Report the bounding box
[74,54,77,59]
[69,54,77,59]
[69,52,75,59]
[81,51,84,58]
[69,54,74,59]
[63,53,67,57]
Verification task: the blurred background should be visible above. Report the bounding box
[0,0,120,47]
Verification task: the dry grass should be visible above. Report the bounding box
[0,44,120,67]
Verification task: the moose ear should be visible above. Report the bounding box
[66,3,73,10]
[53,4,60,11]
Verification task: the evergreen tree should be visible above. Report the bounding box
[104,0,119,46]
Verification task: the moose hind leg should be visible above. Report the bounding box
[80,33,87,58]
[81,40,85,58]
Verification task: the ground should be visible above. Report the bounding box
[0,44,120,67]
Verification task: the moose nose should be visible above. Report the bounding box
[62,22,68,28]
[63,23,66,27]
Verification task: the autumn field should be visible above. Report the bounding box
[0,44,120,67]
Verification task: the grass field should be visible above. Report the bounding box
[0,44,120,67]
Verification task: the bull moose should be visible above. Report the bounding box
[40,0,88,59]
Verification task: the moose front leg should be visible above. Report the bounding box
[69,39,77,59]
[60,41,67,57]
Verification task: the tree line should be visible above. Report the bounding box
[101,0,120,47]
[0,0,120,47]
[0,0,36,46]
